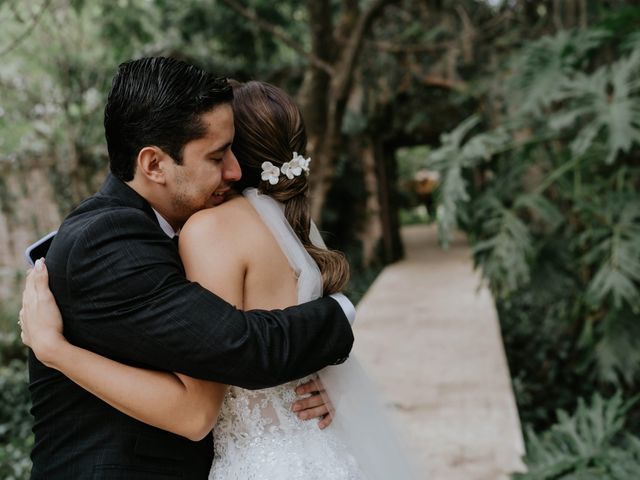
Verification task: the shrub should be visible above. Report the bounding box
[516,393,640,480]
[0,348,32,480]
[427,15,640,430]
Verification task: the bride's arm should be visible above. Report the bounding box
[22,260,228,441]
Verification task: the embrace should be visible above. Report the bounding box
[20,57,411,480]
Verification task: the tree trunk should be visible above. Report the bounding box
[374,139,403,263]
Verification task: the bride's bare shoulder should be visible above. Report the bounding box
[180,195,259,246]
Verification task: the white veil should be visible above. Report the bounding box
[243,188,418,480]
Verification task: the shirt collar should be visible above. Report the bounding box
[152,209,178,238]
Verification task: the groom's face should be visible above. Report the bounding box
[166,104,240,225]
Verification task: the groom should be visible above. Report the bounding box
[24,57,354,479]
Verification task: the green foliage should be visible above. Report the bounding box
[551,49,640,164]
[497,261,592,429]
[399,207,429,225]
[472,193,534,297]
[0,303,31,479]
[427,115,511,244]
[425,11,640,464]
[579,196,640,313]
[396,146,431,182]
[395,145,433,224]
[592,308,640,386]
[509,29,610,114]
[516,393,640,480]
[428,22,640,388]
[0,333,31,480]
[0,1,133,213]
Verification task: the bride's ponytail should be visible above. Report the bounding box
[230,80,350,294]
[274,188,350,295]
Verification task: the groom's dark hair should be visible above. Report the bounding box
[104,57,233,181]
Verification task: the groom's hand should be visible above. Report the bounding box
[292,378,334,429]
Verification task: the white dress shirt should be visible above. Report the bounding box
[152,209,178,238]
[328,293,356,325]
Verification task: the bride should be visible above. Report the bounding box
[21,80,415,479]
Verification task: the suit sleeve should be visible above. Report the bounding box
[63,209,353,389]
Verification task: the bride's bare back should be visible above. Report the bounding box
[179,194,298,311]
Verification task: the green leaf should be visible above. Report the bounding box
[515,193,564,230]
[594,309,640,384]
[553,47,640,164]
[518,393,640,480]
[582,200,640,312]
[509,29,610,114]
[471,195,533,297]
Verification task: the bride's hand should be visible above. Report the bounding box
[20,259,66,367]
[292,378,334,429]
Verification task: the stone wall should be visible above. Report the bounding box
[0,167,63,304]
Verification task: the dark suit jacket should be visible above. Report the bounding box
[29,174,353,479]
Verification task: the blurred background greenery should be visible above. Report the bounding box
[1,0,639,478]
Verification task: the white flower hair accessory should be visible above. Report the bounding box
[296,152,311,173]
[261,161,280,185]
[261,153,311,185]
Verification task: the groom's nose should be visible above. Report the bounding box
[223,150,242,182]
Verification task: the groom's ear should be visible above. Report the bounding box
[136,146,169,185]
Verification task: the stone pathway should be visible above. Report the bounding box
[353,224,526,479]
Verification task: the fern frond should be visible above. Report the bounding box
[551,47,640,164]
[517,393,639,480]
[595,308,640,384]
[581,200,640,312]
[427,116,512,245]
[514,193,564,231]
[509,29,610,114]
[435,161,468,245]
[472,195,533,296]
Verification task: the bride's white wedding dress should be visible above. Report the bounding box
[209,374,364,479]
[209,188,416,480]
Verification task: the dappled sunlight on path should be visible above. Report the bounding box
[353,224,526,479]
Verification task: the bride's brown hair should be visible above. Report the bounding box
[229,80,349,294]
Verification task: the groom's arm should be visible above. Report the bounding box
[61,209,353,390]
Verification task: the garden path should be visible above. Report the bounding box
[352,224,526,479]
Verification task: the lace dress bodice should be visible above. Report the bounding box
[208,189,364,480]
[209,378,363,479]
